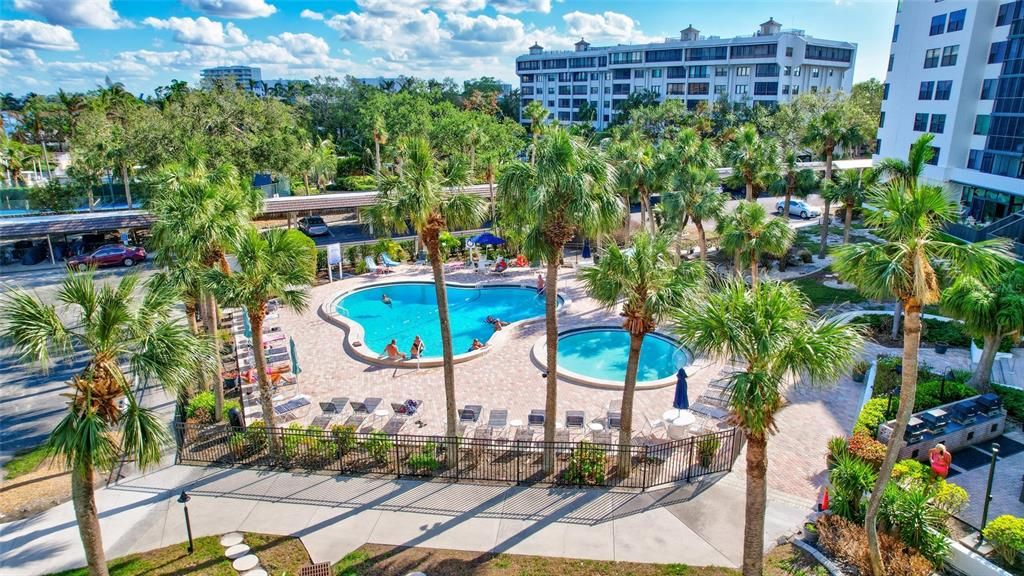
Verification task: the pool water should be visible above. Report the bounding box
[337,282,553,358]
[557,328,689,383]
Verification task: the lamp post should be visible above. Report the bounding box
[940,367,954,402]
[886,386,901,419]
[978,443,1000,546]
[177,491,194,555]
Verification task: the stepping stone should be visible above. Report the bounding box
[225,544,250,559]
[220,532,244,547]
[233,555,259,572]
[242,569,267,576]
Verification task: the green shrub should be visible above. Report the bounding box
[983,515,1024,566]
[373,238,408,262]
[364,431,392,465]
[697,435,720,467]
[922,318,970,347]
[438,231,461,260]
[932,480,969,516]
[828,451,877,523]
[345,246,359,268]
[331,425,357,454]
[339,175,376,191]
[563,441,607,485]
[335,156,362,177]
[406,441,440,473]
[913,379,976,412]
[282,422,307,460]
[994,385,1024,421]
[185,391,240,423]
[892,459,930,482]
[879,482,950,566]
[854,398,890,437]
[827,435,849,469]
[849,431,887,469]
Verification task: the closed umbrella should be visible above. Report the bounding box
[289,337,301,375]
[672,369,689,410]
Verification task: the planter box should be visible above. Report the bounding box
[946,536,1013,576]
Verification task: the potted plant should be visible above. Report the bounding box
[851,360,869,383]
[802,521,819,545]
[935,341,949,354]
[697,435,720,468]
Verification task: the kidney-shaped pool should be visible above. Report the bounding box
[336,281,560,358]
[552,327,691,387]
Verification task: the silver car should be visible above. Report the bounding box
[776,199,820,220]
[298,216,330,236]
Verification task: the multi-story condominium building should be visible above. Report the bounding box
[876,0,1023,230]
[515,18,856,129]
[200,65,263,91]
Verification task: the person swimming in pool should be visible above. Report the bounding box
[384,339,406,360]
[486,315,510,331]
[410,335,425,359]
[381,293,392,307]
[469,338,486,352]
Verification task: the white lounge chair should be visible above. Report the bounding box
[364,256,384,275]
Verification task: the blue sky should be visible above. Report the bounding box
[0,0,897,96]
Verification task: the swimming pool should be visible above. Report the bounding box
[335,281,557,359]
[555,328,690,385]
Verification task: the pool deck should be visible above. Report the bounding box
[275,263,865,505]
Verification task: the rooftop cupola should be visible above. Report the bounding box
[680,25,700,41]
[759,17,782,36]
[574,37,590,52]
[529,42,543,55]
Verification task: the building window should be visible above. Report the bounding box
[804,45,853,62]
[755,63,779,77]
[613,84,630,95]
[650,85,661,95]
[786,46,794,57]
[810,86,818,93]
[730,43,777,59]
[590,72,599,80]
[689,66,709,78]
[879,111,885,128]
[930,13,946,35]
[558,86,570,95]
[812,68,820,78]
[609,51,642,65]
[974,115,990,135]
[968,149,982,170]
[714,84,727,95]
[558,111,570,121]
[919,81,935,100]
[651,69,663,78]
[924,48,940,68]
[784,65,792,76]
[754,82,778,96]
[645,49,683,63]
[685,46,727,61]
[930,114,946,134]
[981,78,997,99]
[941,45,958,66]
[914,113,929,132]
[888,54,894,72]
[876,139,881,155]
[927,146,939,165]
[572,85,587,95]
[612,68,631,80]
[558,98,570,108]
[688,82,709,95]
[782,85,790,95]
[792,85,800,95]
[667,67,687,79]
[996,2,1014,26]
[522,86,534,95]
[666,83,687,96]
[547,100,554,107]
[634,69,645,78]
[736,66,750,76]
[892,24,899,42]
[934,80,952,100]
[590,86,598,94]
[989,42,1007,64]
[793,67,801,77]
[715,66,729,77]
[735,84,748,95]
[947,9,966,31]
[882,83,889,100]
[604,101,610,108]
[603,87,610,94]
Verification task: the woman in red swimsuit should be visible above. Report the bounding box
[929,443,952,478]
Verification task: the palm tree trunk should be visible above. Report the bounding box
[184,300,199,334]
[818,150,834,258]
[39,132,52,179]
[734,251,742,280]
[971,332,1001,390]
[374,140,382,175]
[647,193,656,234]
[843,205,853,244]
[745,180,753,202]
[741,433,768,576]
[72,462,109,576]
[864,301,922,576]
[204,291,222,411]
[695,220,707,262]
[618,332,643,477]
[250,311,280,453]
[425,233,458,439]
[784,174,794,217]
[750,251,759,288]
[531,132,538,165]
[488,176,495,223]
[543,254,560,473]
[120,164,132,208]
[303,174,311,195]
[891,300,903,340]
[87,188,94,212]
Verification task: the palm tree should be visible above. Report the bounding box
[662,128,723,260]
[499,128,622,469]
[149,154,261,421]
[718,202,794,287]
[21,94,53,179]
[941,267,1024,390]
[673,279,861,576]
[363,137,486,439]
[832,182,1009,576]
[609,131,659,234]
[804,104,860,258]
[304,138,337,193]
[724,124,777,202]
[822,168,879,244]
[205,228,315,448]
[0,273,211,576]
[371,114,387,176]
[769,150,818,222]
[523,100,548,164]
[580,232,704,475]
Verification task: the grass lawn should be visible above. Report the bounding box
[791,278,866,308]
[48,533,309,576]
[332,542,824,576]
[3,443,50,479]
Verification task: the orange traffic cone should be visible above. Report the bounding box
[819,488,830,511]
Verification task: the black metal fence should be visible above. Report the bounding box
[175,422,743,490]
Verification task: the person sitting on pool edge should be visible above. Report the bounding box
[384,339,406,360]
[410,335,425,359]
[535,273,545,294]
[381,293,392,307]
[485,316,510,331]
[469,338,486,352]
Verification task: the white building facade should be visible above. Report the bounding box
[200,66,263,91]
[515,19,857,129]
[876,0,1023,226]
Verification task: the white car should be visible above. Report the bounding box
[298,216,330,237]
[776,199,820,220]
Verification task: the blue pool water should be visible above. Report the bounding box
[337,282,555,357]
[557,328,689,383]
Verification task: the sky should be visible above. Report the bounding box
[0,0,899,96]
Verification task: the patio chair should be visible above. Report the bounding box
[391,399,422,417]
[642,414,667,439]
[459,404,483,424]
[380,253,401,268]
[331,397,349,414]
[364,256,387,275]
[527,409,545,428]
[310,414,334,429]
[319,401,338,414]
[565,410,586,429]
[606,401,622,430]
[485,408,508,437]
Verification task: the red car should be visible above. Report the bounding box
[68,244,146,270]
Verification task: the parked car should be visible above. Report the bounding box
[776,199,821,220]
[298,216,330,237]
[67,244,146,270]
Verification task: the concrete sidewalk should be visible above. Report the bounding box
[0,465,812,575]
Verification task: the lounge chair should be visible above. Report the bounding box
[489,260,508,275]
[319,401,338,414]
[565,410,585,429]
[606,400,622,430]
[459,404,483,424]
[331,397,349,414]
[350,397,382,414]
[381,253,401,268]
[310,414,334,429]
[391,399,422,417]
[527,409,545,428]
[642,414,667,439]
[364,256,388,275]
[485,408,508,437]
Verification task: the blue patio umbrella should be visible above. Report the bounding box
[242,307,252,338]
[289,337,302,375]
[672,369,690,410]
[469,232,506,246]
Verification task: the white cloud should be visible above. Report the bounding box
[0,20,78,51]
[0,47,44,70]
[491,0,551,14]
[562,11,658,44]
[143,16,249,47]
[12,0,126,29]
[182,0,277,19]
[299,9,324,21]
[445,14,524,44]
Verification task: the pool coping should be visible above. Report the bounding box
[319,278,571,368]
[530,326,689,390]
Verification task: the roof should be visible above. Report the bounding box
[575,38,589,45]
[261,184,492,215]
[0,210,155,238]
[529,42,543,49]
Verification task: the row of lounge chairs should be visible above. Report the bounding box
[311,396,423,434]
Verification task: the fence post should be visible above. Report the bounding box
[685,437,695,483]
[641,444,649,489]
[393,437,402,478]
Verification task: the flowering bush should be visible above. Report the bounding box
[848,431,887,469]
[983,515,1024,566]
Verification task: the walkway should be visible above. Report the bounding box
[0,464,810,576]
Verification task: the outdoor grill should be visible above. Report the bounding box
[948,400,979,425]
[904,416,928,443]
[920,408,949,433]
[976,393,1003,416]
